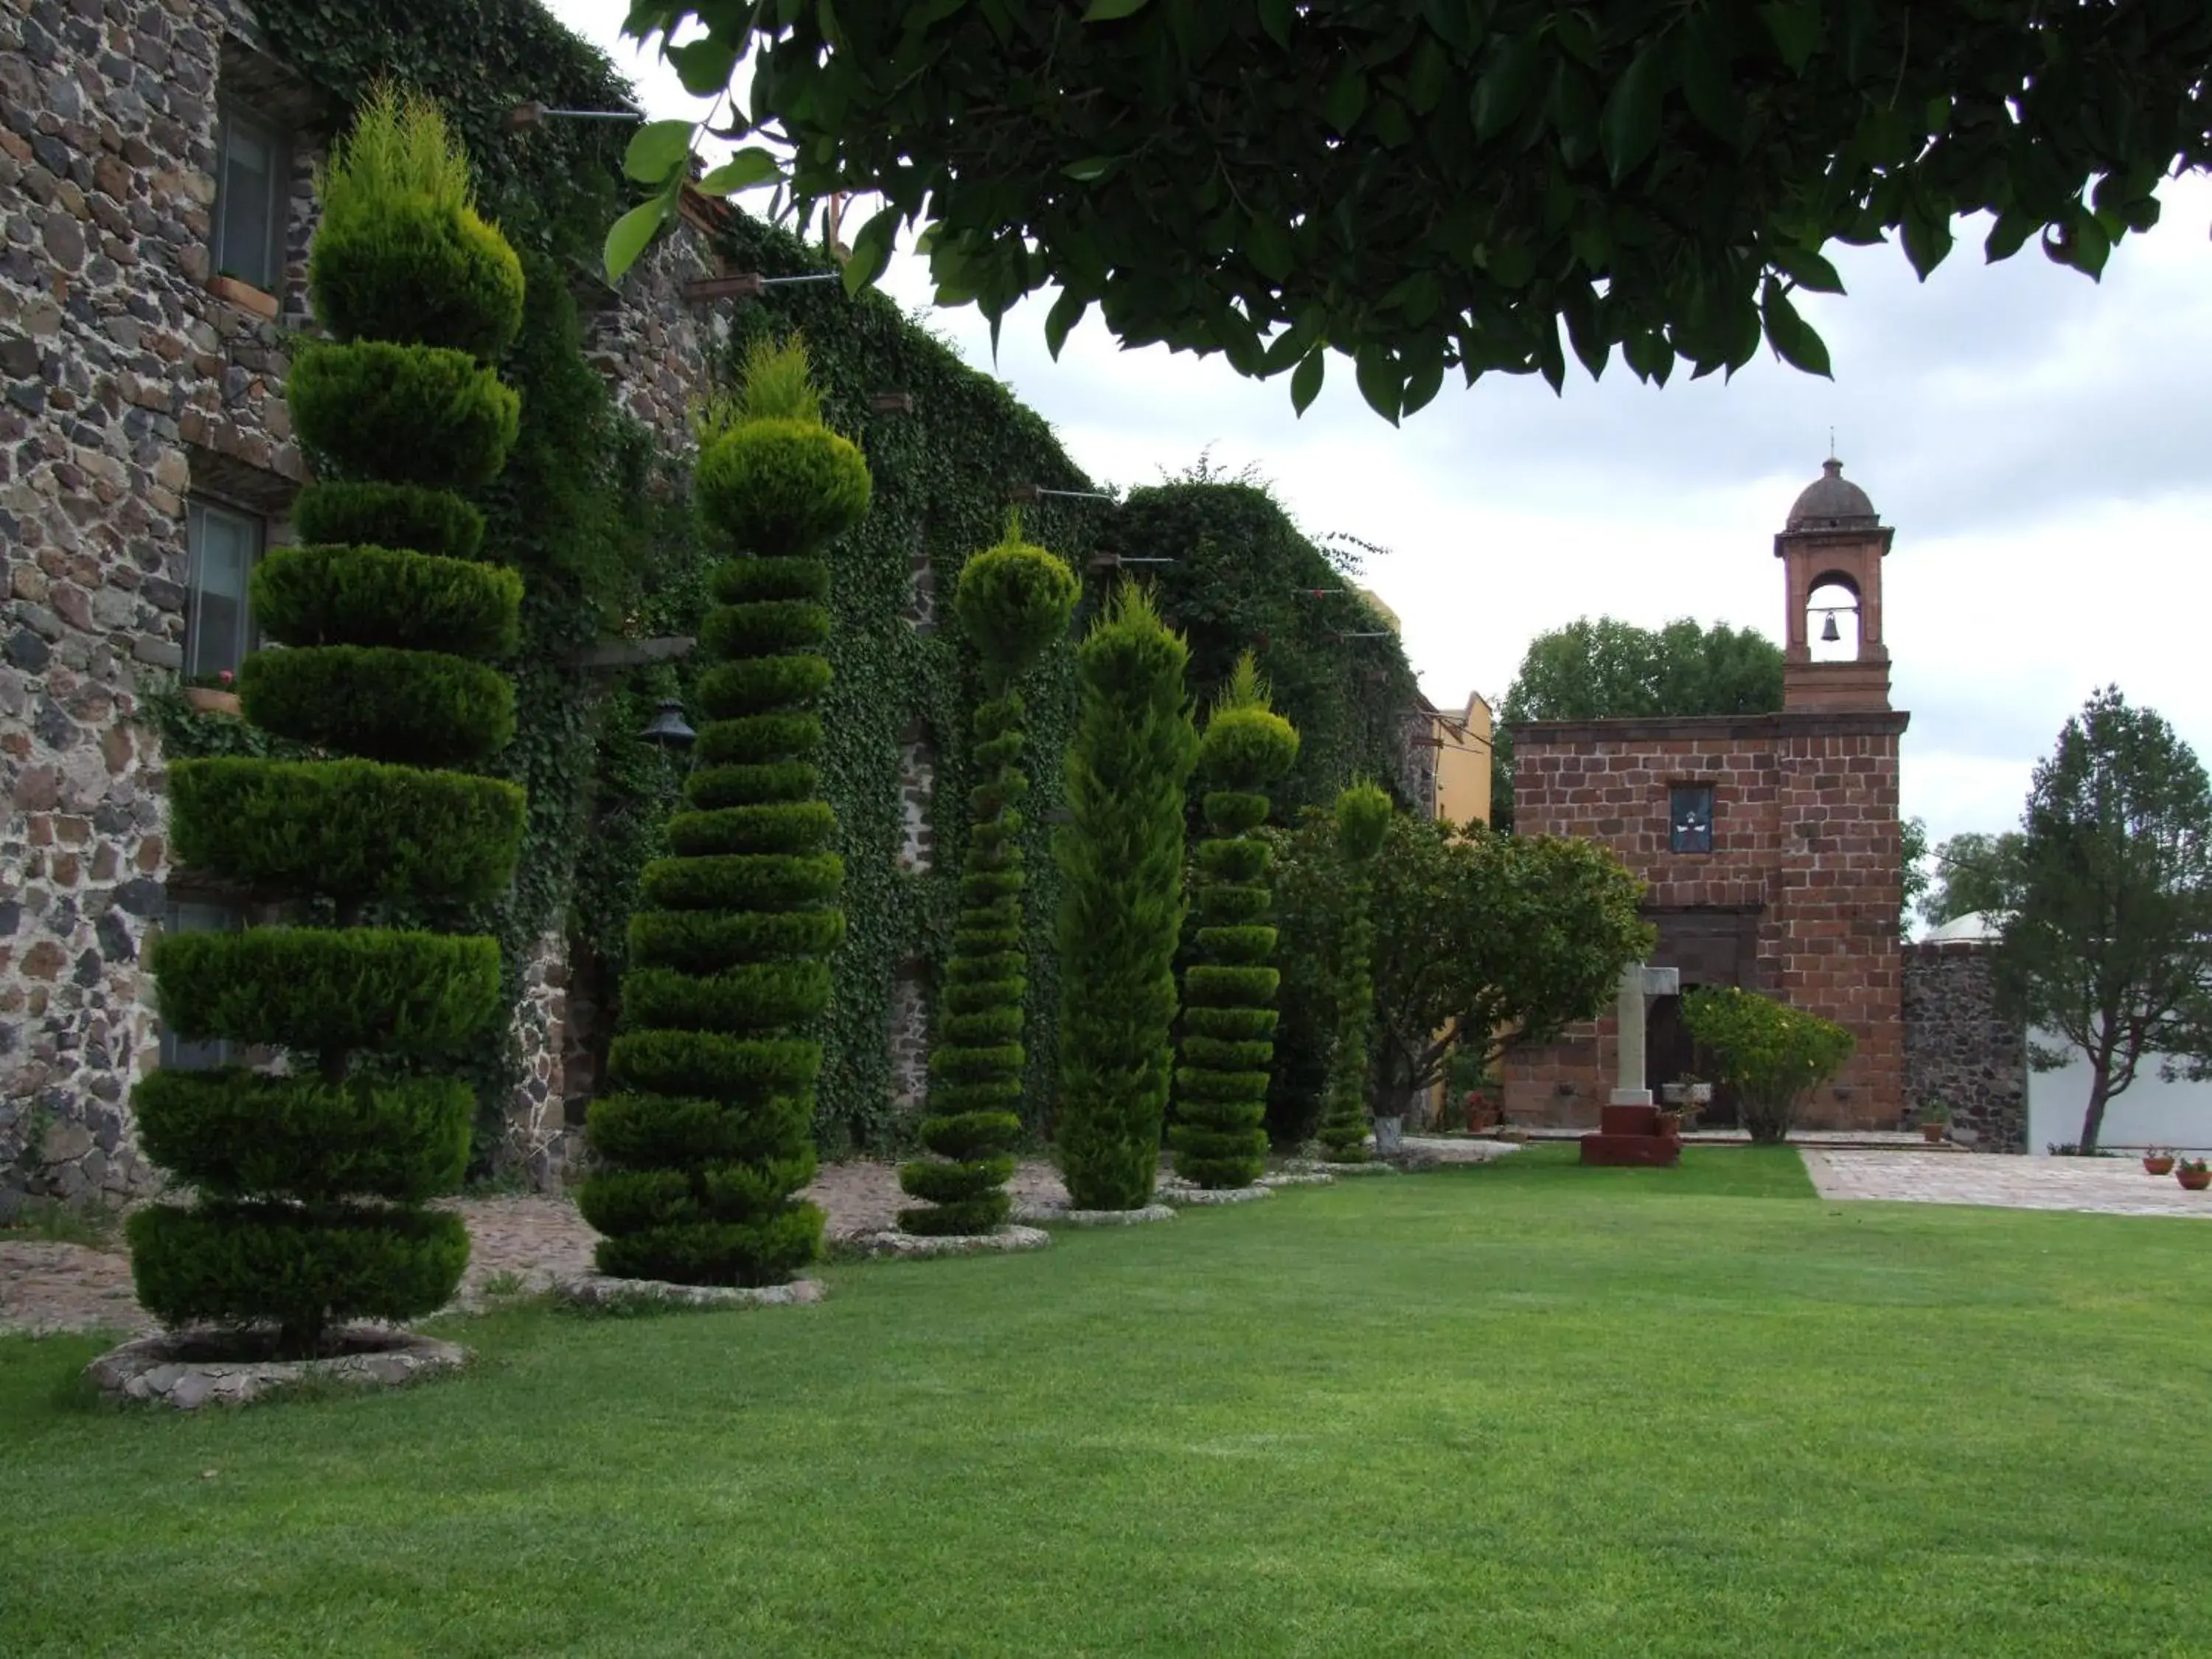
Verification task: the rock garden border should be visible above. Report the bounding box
[552,1276,827,1313]
[87,1326,466,1409]
[844,1226,1052,1260]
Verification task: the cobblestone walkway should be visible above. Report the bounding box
[1802,1150,2212,1219]
[0,1161,1079,1338]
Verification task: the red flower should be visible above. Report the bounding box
[218,669,234,686]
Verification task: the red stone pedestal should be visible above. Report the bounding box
[1580,1102,1681,1167]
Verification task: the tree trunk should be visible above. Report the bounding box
[2078,1071,2112,1154]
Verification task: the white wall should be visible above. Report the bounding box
[2027,1031,2212,1153]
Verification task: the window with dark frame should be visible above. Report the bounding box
[212,105,286,292]
[1669,783,1716,855]
[158,899,243,1071]
[184,498,262,681]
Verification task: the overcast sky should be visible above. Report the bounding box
[546,3,2212,858]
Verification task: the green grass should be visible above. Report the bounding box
[5,1145,2208,1657]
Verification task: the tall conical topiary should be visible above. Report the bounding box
[578,338,868,1285]
[1315,782,1394,1164]
[1054,584,1200,1211]
[897,518,1078,1235]
[128,88,527,1357]
[1172,654,1300,1189]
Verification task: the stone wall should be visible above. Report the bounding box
[886,964,929,1127]
[1902,939,2025,1152]
[1503,711,1907,1130]
[0,3,729,1204]
[0,0,296,1206]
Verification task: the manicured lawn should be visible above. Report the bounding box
[6,1146,2209,1657]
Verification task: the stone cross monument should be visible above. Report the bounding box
[1610,961,1680,1107]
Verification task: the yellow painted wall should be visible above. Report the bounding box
[1432,693,1494,827]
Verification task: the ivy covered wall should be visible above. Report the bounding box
[138,0,1425,1172]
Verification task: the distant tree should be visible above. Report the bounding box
[1994,687,2212,1155]
[1492,617,1782,830]
[1922,830,2028,929]
[1364,817,1651,1118]
[1899,815,1930,936]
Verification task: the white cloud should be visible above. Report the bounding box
[540,4,2212,844]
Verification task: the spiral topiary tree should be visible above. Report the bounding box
[1315,782,1394,1164]
[1054,584,1200,1211]
[127,88,527,1358]
[1171,654,1301,1189]
[578,337,869,1286]
[897,518,1079,1236]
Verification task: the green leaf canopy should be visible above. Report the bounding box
[616,0,2210,416]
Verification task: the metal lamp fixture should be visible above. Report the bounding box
[638,698,696,751]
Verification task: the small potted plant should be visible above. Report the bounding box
[2177,1157,2211,1192]
[2143,1147,2177,1175]
[181,667,240,716]
[1918,1102,1950,1144]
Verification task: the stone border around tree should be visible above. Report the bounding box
[552,1276,827,1312]
[1256,1170,1336,1188]
[1155,1182,1276,1206]
[844,1225,1053,1259]
[1013,1203,1178,1226]
[86,1326,467,1409]
[1292,1159,1399,1178]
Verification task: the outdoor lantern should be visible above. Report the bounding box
[1820,612,1842,643]
[638,698,695,751]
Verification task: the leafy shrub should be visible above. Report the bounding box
[292,479,486,562]
[899,530,1079,1235]
[664,801,837,857]
[127,1203,471,1357]
[580,338,858,1284]
[251,543,521,657]
[133,1071,471,1203]
[1054,585,1200,1209]
[240,644,515,766]
[128,88,526,1357]
[167,757,524,903]
[695,418,872,556]
[152,928,503,1055]
[307,86,524,360]
[1317,782,1394,1161]
[288,341,521,489]
[1681,987,1856,1144]
[1172,655,1299,1187]
[628,908,849,974]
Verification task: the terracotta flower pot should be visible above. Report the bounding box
[2144,1155,2176,1175]
[1920,1121,1945,1143]
[1654,1110,1683,1138]
[182,686,242,717]
[2177,1167,2211,1192]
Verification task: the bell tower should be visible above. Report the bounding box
[1775,457,1893,712]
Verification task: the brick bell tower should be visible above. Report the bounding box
[1776,457,1893,712]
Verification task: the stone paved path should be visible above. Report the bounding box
[1802,1150,2212,1219]
[0,1161,1079,1339]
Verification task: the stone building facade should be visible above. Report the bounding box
[1503,462,1910,1132]
[1902,937,2027,1152]
[0,1,720,1206]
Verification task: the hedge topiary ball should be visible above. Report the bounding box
[310,195,526,364]
[695,419,872,557]
[954,538,1078,682]
[288,341,521,491]
[1200,703,1300,790]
